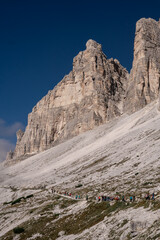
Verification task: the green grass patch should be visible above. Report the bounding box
[26,194,34,199]
[143,182,152,186]
[151,232,160,239]
[11,197,25,205]
[3,201,130,240]
[150,201,160,210]
[3,201,12,205]
[10,186,18,192]
[4,194,34,206]
[120,219,128,227]
[40,203,54,212]
[134,200,150,209]
[59,199,77,209]
[13,227,25,234]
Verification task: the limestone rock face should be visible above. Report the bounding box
[125,18,160,113]
[9,39,128,160]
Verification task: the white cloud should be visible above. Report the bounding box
[0,119,25,162]
[0,139,15,162]
[0,119,24,138]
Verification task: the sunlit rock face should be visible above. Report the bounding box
[125,18,160,113]
[6,18,160,162]
[7,39,128,161]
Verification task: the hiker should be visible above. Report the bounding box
[86,195,88,201]
[145,193,150,200]
[115,196,119,201]
[133,195,135,202]
[98,196,101,202]
[122,195,125,202]
[78,195,80,199]
[96,196,98,202]
[152,193,155,200]
[130,196,133,202]
[75,195,78,200]
[69,193,71,197]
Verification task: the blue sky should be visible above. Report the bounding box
[0,0,160,161]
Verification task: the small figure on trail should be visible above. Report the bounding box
[152,193,155,200]
[145,193,150,200]
[69,193,71,197]
[102,196,104,201]
[115,196,119,201]
[130,196,133,202]
[98,196,101,202]
[104,196,107,201]
[96,196,98,202]
[86,195,88,201]
[133,195,135,202]
[122,195,125,202]
[75,195,78,200]
[78,195,80,199]
[64,191,66,195]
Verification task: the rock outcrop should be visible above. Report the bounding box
[7,18,160,162]
[125,18,160,113]
[7,39,128,161]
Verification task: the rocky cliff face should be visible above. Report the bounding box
[7,39,128,161]
[7,18,160,162]
[125,18,160,113]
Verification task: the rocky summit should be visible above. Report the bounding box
[125,18,160,113]
[7,39,128,161]
[6,18,160,162]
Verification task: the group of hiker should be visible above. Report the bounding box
[64,191,81,200]
[145,192,155,200]
[51,188,82,200]
[96,193,155,202]
[96,195,136,202]
[51,187,155,202]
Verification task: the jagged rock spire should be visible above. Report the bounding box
[8,39,128,161]
[124,18,160,113]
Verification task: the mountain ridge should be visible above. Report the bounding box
[6,17,160,164]
[7,39,128,162]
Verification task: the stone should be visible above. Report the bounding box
[125,18,160,113]
[8,39,128,161]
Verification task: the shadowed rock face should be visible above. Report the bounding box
[7,39,128,161]
[125,18,160,113]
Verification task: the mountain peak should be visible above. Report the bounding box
[6,39,128,162]
[86,39,102,51]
